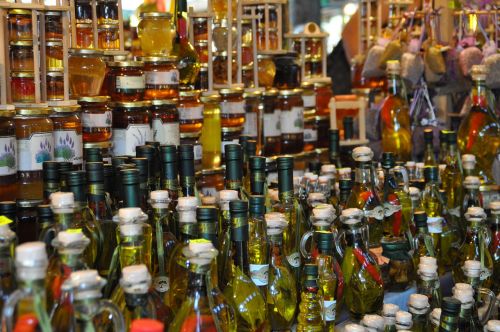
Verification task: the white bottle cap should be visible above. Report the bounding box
[408,294,429,309]
[308,192,325,202]
[68,269,105,300]
[121,264,151,294]
[321,164,336,174]
[408,186,420,197]
[69,269,100,286]
[416,162,425,169]
[462,154,476,170]
[486,320,500,332]
[150,190,169,201]
[338,167,352,176]
[118,207,143,223]
[201,195,216,205]
[265,212,288,235]
[453,287,474,304]
[120,223,143,236]
[383,303,400,316]
[395,311,412,326]
[189,239,214,254]
[16,242,47,266]
[344,323,367,332]
[177,196,198,208]
[340,208,363,225]
[454,282,473,291]
[464,176,481,189]
[471,65,487,80]
[50,192,75,212]
[463,260,481,277]
[318,175,330,184]
[490,201,500,214]
[219,190,239,201]
[352,147,373,162]
[465,207,486,221]
[304,172,315,179]
[405,161,416,167]
[56,229,87,246]
[0,223,15,243]
[419,256,437,266]
[418,262,438,275]
[362,314,385,330]
[185,239,218,266]
[312,204,335,219]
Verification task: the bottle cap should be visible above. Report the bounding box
[471,64,487,80]
[316,231,333,250]
[277,156,294,170]
[431,308,441,324]
[15,242,48,280]
[419,256,437,266]
[150,190,170,206]
[50,192,75,211]
[178,144,194,160]
[189,239,214,254]
[338,168,351,177]
[86,162,104,183]
[413,210,427,228]
[340,208,363,225]
[352,147,373,162]
[418,263,437,276]
[441,297,462,316]
[308,192,325,202]
[464,176,481,189]
[318,176,330,184]
[405,161,416,168]
[386,60,401,73]
[121,264,151,294]
[462,154,476,169]
[196,206,218,222]
[381,152,395,169]
[321,164,336,174]
[130,319,164,332]
[362,314,385,330]
[160,145,177,163]
[446,131,458,144]
[383,303,400,316]
[219,190,239,201]
[224,144,242,161]
[55,229,88,246]
[0,223,15,243]
[303,263,318,277]
[416,162,425,169]
[43,161,59,181]
[177,196,198,209]
[66,170,86,186]
[201,195,216,205]
[463,260,481,277]
[265,212,288,235]
[465,207,486,222]
[249,156,266,170]
[486,320,500,332]
[249,195,265,215]
[409,187,420,197]
[118,207,144,223]
[120,223,143,236]
[339,179,352,191]
[408,294,429,309]
[229,200,248,214]
[0,201,16,217]
[344,324,367,332]
[185,239,218,266]
[490,201,500,214]
[66,269,106,300]
[395,311,412,326]
[423,129,434,143]
[453,286,474,304]
[312,204,335,219]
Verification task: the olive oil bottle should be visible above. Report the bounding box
[159,145,181,238]
[489,201,500,293]
[408,293,430,332]
[381,152,405,237]
[412,211,436,268]
[416,256,442,309]
[296,264,323,332]
[249,156,267,196]
[0,221,16,314]
[248,195,268,294]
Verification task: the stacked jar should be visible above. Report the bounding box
[192,17,209,91]
[97,0,120,50]
[139,56,179,100]
[242,88,264,154]
[262,88,280,156]
[279,89,304,154]
[0,106,17,201]
[301,81,317,151]
[50,104,83,168]
[178,90,203,166]
[44,11,65,101]
[256,4,279,51]
[219,87,245,159]
[313,77,332,148]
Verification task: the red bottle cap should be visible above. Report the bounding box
[130,319,164,332]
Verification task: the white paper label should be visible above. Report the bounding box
[18,133,53,171]
[280,106,304,134]
[153,276,169,293]
[286,252,301,268]
[250,264,269,286]
[221,101,245,115]
[0,136,17,176]
[364,206,385,220]
[264,111,281,137]
[116,76,145,90]
[194,144,202,161]
[179,106,203,121]
[112,124,152,156]
[243,112,257,137]
[427,216,443,234]
[145,70,179,85]
[323,300,336,321]
[54,130,83,165]
[82,111,112,129]
[302,94,316,108]
[153,119,180,146]
[303,128,317,142]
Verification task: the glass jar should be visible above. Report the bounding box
[257,28,278,51]
[0,107,17,201]
[242,65,254,88]
[314,78,332,117]
[150,99,179,146]
[305,57,322,78]
[75,0,92,23]
[241,19,253,46]
[219,87,245,128]
[98,24,120,50]
[10,41,34,72]
[110,101,152,157]
[78,96,112,143]
[193,17,208,42]
[8,9,32,41]
[307,38,322,58]
[257,4,277,29]
[16,199,43,243]
[140,56,179,100]
[279,89,304,154]
[76,23,94,48]
[45,11,63,40]
[301,82,317,151]
[50,105,83,167]
[274,53,301,89]
[178,90,203,134]
[200,92,221,169]
[97,0,119,25]
[257,54,276,88]
[84,141,112,164]
[262,88,281,156]
[11,72,35,103]
[243,88,262,151]
[47,72,64,101]
[381,237,416,292]
[195,65,209,91]
[241,46,253,66]
[212,0,237,21]
[194,41,209,63]
[15,107,54,200]
[46,41,64,71]
[68,49,106,97]
[221,126,242,159]
[137,12,174,56]
[213,52,237,85]
[107,61,145,102]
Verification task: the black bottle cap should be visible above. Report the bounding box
[446,131,457,144]
[57,161,73,173]
[37,204,53,219]
[230,200,249,241]
[85,148,103,163]
[43,161,59,181]
[316,231,333,251]
[339,179,352,191]
[413,210,428,228]
[249,156,266,171]
[229,200,248,214]
[343,117,354,140]
[382,152,395,169]
[424,166,439,182]
[66,170,86,186]
[160,145,177,163]
[136,145,155,158]
[196,206,218,222]
[103,163,113,176]
[86,162,104,183]
[277,156,293,193]
[277,156,294,170]
[303,263,318,277]
[249,195,265,215]
[121,169,140,185]
[239,135,250,150]
[0,201,16,217]
[329,129,340,142]
[146,141,160,149]
[424,129,434,143]
[178,144,194,160]
[16,199,43,209]
[131,157,149,180]
[308,160,322,175]
[112,156,129,169]
[246,140,257,158]
[224,144,242,161]
[441,297,462,316]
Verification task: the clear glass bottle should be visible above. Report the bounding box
[217,189,239,287]
[430,308,441,332]
[408,293,430,332]
[296,264,322,332]
[382,303,399,332]
[489,201,500,294]
[461,176,482,216]
[461,154,478,178]
[381,152,405,237]
[423,129,437,166]
[452,283,482,332]
[438,297,462,332]
[248,195,268,294]
[416,256,442,309]
[442,131,463,236]
[412,211,436,269]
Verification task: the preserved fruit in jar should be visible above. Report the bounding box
[50,104,83,167]
[78,96,112,142]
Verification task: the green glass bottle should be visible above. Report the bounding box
[160,145,180,238]
[461,176,482,216]
[438,130,449,165]
[222,200,267,331]
[423,129,437,166]
[0,222,16,314]
[296,264,322,332]
[131,157,150,211]
[247,195,268,294]
[442,131,463,233]
[42,161,60,202]
[382,303,399,332]
[417,256,442,310]
[438,297,461,332]
[197,206,218,248]
[329,129,342,168]
[412,211,436,269]
[381,152,405,237]
[249,156,266,196]
[224,144,244,194]
[178,145,197,198]
[408,293,430,332]
[265,212,297,330]
[136,144,159,192]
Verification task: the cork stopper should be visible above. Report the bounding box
[50,192,75,212]
[121,264,151,294]
[352,147,374,162]
[471,65,487,80]
[265,212,288,235]
[464,176,480,189]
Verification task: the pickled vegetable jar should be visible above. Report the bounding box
[141,56,179,100]
[151,99,179,146]
[78,96,112,143]
[279,89,304,154]
[0,107,17,201]
[68,49,106,97]
[50,105,83,167]
[107,61,145,102]
[219,87,245,128]
[137,12,174,56]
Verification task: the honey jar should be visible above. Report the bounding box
[242,88,263,151]
[0,107,17,201]
[137,12,174,56]
[279,89,304,154]
[10,41,34,72]
[11,72,35,103]
[193,17,208,42]
[151,99,179,146]
[97,0,119,25]
[262,88,281,156]
[47,72,65,101]
[257,28,278,51]
[219,87,245,128]
[50,105,83,167]
[98,24,120,50]
[8,9,32,41]
[110,101,152,156]
[68,49,106,97]
[241,65,254,88]
[178,90,203,134]
[75,0,92,23]
[194,41,209,63]
[45,11,63,40]
[140,56,179,100]
[107,61,145,102]
[305,57,322,78]
[76,23,94,48]
[195,65,209,91]
[78,96,112,143]
[313,78,332,117]
[257,54,276,88]
[46,41,64,71]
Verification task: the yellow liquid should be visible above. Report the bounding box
[380,94,412,161]
[296,290,323,332]
[200,103,221,169]
[267,264,297,330]
[137,18,174,56]
[317,254,337,331]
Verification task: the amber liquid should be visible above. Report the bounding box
[0,118,17,201]
[220,113,245,128]
[263,136,281,156]
[68,55,106,97]
[281,133,304,154]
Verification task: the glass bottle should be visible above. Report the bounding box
[0,222,16,314]
[279,89,304,154]
[424,129,437,166]
[178,145,197,197]
[461,154,479,179]
[197,206,218,247]
[382,303,399,332]
[412,211,436,269]
[395,311,413,330]
[16,199,42,243]
[222,200,267,331]
[248,195,268,294]
[42,161,60,202]
[336,208,384,319]
[380,237,415,292]
[249,156,266,196]
[451,283,482,332]
[243,89,263,152]
[346,147,384,248]
[438,130,448,164]
[148,99,179,147]
[430,308,442,332]
[381,152,405,237]
[460,261,496,323]
[131,158,150,211]
[489,201,500,293]
[380,60,411,161]
[409,187,422,211]
[457,65,500,184]
[266,212,297,330]
[200,91,221,169]
[461,176,482,216]
[360,314,384,331]
[2,242,51,332]
[328,129,342,168]
[0,108,17,201]
[438,297,462,332]
[159,145,180,210]
[416,256,442,309]
[135,146,157,193]
[217,189,239,286]
[408,293,430,332]
[296,264,322,332]
[442,131,463,233]
[262,88,281,156]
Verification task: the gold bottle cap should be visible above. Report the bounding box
[309,77,332,87]
[11,72,35,78]
[50,104,81,113]
[278,88,302,96]
[47,71,64,77]
[8,9,31,15]
[219,87,244,96]
[98,24,119,29]
[0,109,15,117]
[221,126,243,133]
[140,12,172,19]
[69,48,104,56]
[109,101,151,108]
[78,96,110,103]
[16,107,52,116]
[108,61,144,67]
[10,40,33,46]
[150,99,177,106]
[46,40,63,47]
[45,11,62,16]
[83,141,113,149]
[243,87,264,98]
[200,91,221,103]
[263,88,279,96]
[300,81,315,89]
[136,56,178,63]
[179,90,200,98]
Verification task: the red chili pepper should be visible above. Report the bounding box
[14,314,38,332]
[465,111,486,151]
[359,191,374,203]
[353,248,384,286]
[333,258,344,301]
[180,315,217,332]
[387,193,402,236]
[491,231,500,253]
[51,265,72,301]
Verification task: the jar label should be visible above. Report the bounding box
[263,111,281,137]
[0,136,17,176]
[115,76,145,90]
[302,94,316,108]
[112,124,152,156]
[304,128,317,142]
[249,264,269,286]
[82,111,112,129]
[280,106,304,134]
[145,70,180,85]
[18,133,54,171]
[221,101,245,115]
[323,300,336,321]
[179,106,203,121]
[54,130,83,165]
[427,216,443,234]
[243,112,257,137]
[153,119,180,146]
[193,144,202,161]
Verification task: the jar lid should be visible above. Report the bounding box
[200,91,221,103]
[263,88,279,96]
[78,96,110,103]
[76,23,93,28]
[16,107,51,116]
[8,9,31,14]
[84,141,113,149]
[47,71,64,77]
[179,90,200,98]
[45,11,62,16]
[243,88,264,98]
[136,56,178,63]
[279,88,302,96]
[301,81,315,89]
[180,131,201,139]
[50,105,81,113]
[311,77,332,87]
[193,17,207,23]
[69,48,104,56]
[11,71,34,78]
[195,40,208,47]
[150,99,177,106]
[108,61,144,68]
[257,4,276,9]
[46,40,63,47]
[109,101,151,108]
[0,109,15,117]
[221,126,243,133]
[219,87,244,96]
[140,12,172,18]
[10,40,33,46]
[199,65,208,72]
[98,24,119,29]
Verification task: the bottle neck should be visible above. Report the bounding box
[471,79,488,108]
[176,0,188,41]
[180,221,198,242]
[439,313,459,332]
[123,182,141,208]
[54,210,75,229]
[268,233,285,265]
[355,163,374,185]
[59,251,87,269]
[87,181,105,203]
[388,74,403,97]
[124,292,150,308]
[68,184,86,203]
[186,270,208,297]
[199,221,218,247]
[250,169,265,195]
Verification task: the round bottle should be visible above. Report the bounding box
[0,107,17,201]
[9,40,34,72]
[262,88,281,156]
[78,96,112,143]
[8,9,32,41]
[150,99,179,146]
[107,61,146,102]
[11,72,35,103]
[47,72,65,101]
[219,87,245,128]
[178,90,203,134]
[140,56,179,100]
[50,104,83,167]
[68,49,106,98]
[279,89,304,154]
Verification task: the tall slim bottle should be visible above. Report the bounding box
[218,189,239,287]
[0,222,16,314]
[489,201,500,293]
[178,145,197,198]
[412,210,436,268]
[296,264,322,332]
[381,152,405,237]
[249,156,266,196]
[438,297,462,332]
[248,195,268,294]
[224,144,244,195]
[423,129,437,166]
[160,145,180,238]
[329,129,342,168]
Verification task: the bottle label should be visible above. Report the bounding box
[280,106,304,134]
[303,128,317,142]
[323,300,336,321]
[153,276,169,293]
[179,106,203,121]
[249,264,269,286]
[0,136,17,176]
[112,124,152,156]
[54,130,83,165]
[18,133,53,171]
[286,252,301,268]
[115,75,145,90]
[243,112,257,137]
[302,94,316,108]
[427,216,443,234]
[152,119,180,145]
[145,70,179,86]
[193,144,202,161]
[264,111,281,137]
[82,111,112,129]
[480,267,492,281]
[383,201,402,217]
[364,206,384,220]
[221,101,245,115]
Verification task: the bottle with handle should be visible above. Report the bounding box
[299,204,336,261]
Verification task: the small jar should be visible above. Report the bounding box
[107,61,145,102]
[257,54,276,88]
[84,141,113,164]
[68,49,106,97]
[46,41,64,71]
[10,41,34,72]
[381,237,416,292]
[110,101,152,156]
[8,9,32,41]
[200,92,221,169]
[219,87,245,128]
[315,115,329,148]
[140,56,179,100]
[242,88,262,146]
[78,96,112,142]
[98,24,120,50]
[257,28,278,51]
[0,107,17,201]
[262,88,281,156]
[178,90,203,134]
[50,105,83,167]
[15,107,54,200]
[11,72,35,103]
[314,78,332,116]
[305,57,322,78]
[193,17,208,42]
[46,72,65,101]
[257,4,277,29]
[274,53,300,89]
[17,199,43,243]
[221,126,242,159]
[213,52,237,85]
[194,41,209,63]
[241,19,253,46]
[307,38,323,58]
[97,0,119,25]
[241,46,253,66]
[242,65,254,88]
[301,81,317,151]
[194,65,208,91]
[76,23,94,48]
[75,0,92,23]
[180,132,202,167]
[150,99,179,146]
[137,12,174,56]
[279,89,304,154]
[45,11,63,40]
